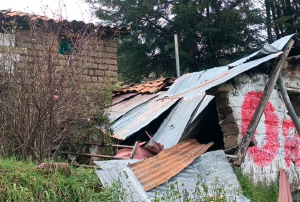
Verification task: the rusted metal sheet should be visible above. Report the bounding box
[109,94,158,121]
[112,93,137,106]
[147,93,205,148]
[113,77,175,95]
[147,150,249,202]
[112,97,179,140]
[130,139,213,191]
[278,169,293,202]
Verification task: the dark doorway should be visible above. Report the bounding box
[185,98,224,151]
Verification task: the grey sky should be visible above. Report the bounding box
[1,0,99,23]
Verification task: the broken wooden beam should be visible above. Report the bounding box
[62,151,121,159]
[130,141,140,159]
[235,39,294,166]
[84,142,134,149]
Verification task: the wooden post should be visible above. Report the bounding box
[130,141,140,159]
[235,39,294,165]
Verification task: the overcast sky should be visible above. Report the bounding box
[1,0,99,23]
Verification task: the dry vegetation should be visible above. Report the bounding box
[0,18,113,162]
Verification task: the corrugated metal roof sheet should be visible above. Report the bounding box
[0,9,129,35]
[191,95,214,123]
[96,165,149,202]
[146,150,250,202]
[111,35,293,141]
[108,94,158,122]
[164,66,228,97]
[147,93,205,149]
[168,52,282,98]
[114,77,175,95]
[94,159,140,169]
[130,139,213,191]
[112,96,180,140]
[228,34,295,67]
[112,93,137,106]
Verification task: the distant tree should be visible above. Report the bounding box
[88,0,263,83]
[263,0,300,42]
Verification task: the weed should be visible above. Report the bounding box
[234,168,278,202]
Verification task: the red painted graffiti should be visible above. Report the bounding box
[241,91,280,167]
[282,120,300,168]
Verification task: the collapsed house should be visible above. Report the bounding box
[102,33,300,196]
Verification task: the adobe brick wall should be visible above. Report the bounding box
[213,67,300,189]
[14,30,118,83]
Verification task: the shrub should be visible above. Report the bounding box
[0,15,113,161]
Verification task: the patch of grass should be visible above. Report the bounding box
[0,157,118,202]
[234,168,278,202]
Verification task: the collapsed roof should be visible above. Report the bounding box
[109,34,295,149]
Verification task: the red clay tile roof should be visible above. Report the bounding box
[113,77,176,96]
[0,9,129,36]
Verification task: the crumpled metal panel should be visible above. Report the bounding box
[278,169,293,202]
[164,66,228,97]
[228,34,295,67]
[112,93,137,106]
[108,94,158,122]
[170,52,282,98]
[191,95,214,123]
[93,159,140,169]
[147,93,205,149]
[112,97,179,140]
[130,139,213,191]
[147,150,250,202]
[96,165,150,202]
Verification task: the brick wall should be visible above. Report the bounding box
[14,30,118,83]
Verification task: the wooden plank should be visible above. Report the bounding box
[61,151,121,159]
[235,39,294,166]
[130,141,140,159]
[84,142,134,149]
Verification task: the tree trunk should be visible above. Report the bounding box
[266,0,273,43]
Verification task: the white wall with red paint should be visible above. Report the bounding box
[226,73,300,186]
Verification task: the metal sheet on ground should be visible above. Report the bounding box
[147,150,250,202]
[130,139,213,191]
[96,165,150,202]
[93,159,141,169]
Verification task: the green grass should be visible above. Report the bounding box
[0,157,119,202]
[0,157,281,202]
[234,168,279,202]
